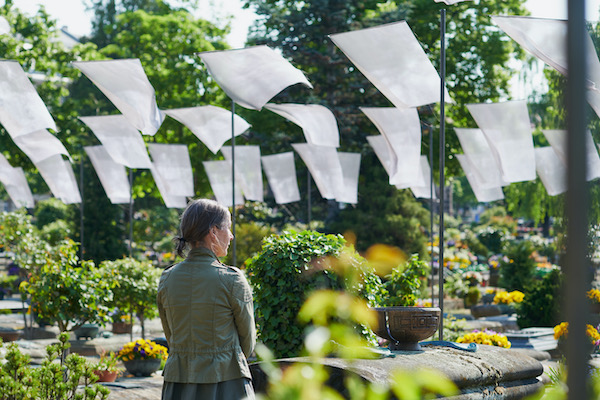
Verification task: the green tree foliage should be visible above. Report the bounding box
[499,240,537,292]
[86,5,230,202]
[100,257,162,339]
[328,154,430,256]
[20,240,114,332]
[34,198,76,246]
[0,209,49,273]
[516,269,562,328]
[242,0,527,244]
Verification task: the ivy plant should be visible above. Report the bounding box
[246,230,378,358]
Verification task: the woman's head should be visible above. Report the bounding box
[175,199,231,257]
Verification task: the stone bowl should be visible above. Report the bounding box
[373,306,441,351]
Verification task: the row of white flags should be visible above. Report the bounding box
[0,16,595,208]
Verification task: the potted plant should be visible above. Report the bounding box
[92,351,121,382]
[117,338,168,377]
[111,311,133,334]
[588,289,600,313]
[372,253,440,351]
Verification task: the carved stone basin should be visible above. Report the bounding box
[373,306,441,351]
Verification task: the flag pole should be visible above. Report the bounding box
[231,99,237,267]
[438,7,446,341]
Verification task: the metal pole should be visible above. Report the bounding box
[79,152,84,260]
[307,170,312,227]
[231,99,237,267]
[129,168,133,257]
[438,8,446,341]
[565,0,589,398]
[429,127,434,307]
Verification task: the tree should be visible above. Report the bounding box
[20,240,114,332]
[242,0,528,248]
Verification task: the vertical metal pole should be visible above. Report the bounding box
[79,152,84,260]
[565,0,589,398]
[438,8,446,341]
[129,168,133,257]
[231,99,237,267]
[430,129,434,307]
[307,170,312,227]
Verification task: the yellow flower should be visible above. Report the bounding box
[587,289,600,304]
[509,291,524,303]
[554,322,569,340]
[456,330,511,348]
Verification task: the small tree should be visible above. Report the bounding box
[100,257,161,339]
[20,240,113,333]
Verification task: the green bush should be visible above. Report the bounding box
[476,226,505,255]
[40,219,72,245]
[462,230,490,258]
[516,269,562,328]
[0,332,110,399]
[499,241,537,292]
[222,221,274,267]
[34,198,74,230]
[246,230,377,358]
[378,254,429,307]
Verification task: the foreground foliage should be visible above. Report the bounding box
[255,253,459,399]
[0,333,110,399]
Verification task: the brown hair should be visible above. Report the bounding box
[174,199,229,257]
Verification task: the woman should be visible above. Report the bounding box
[158,199,256,400]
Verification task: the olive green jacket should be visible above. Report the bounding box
[157,247,256,383]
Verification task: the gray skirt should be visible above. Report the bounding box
[161,378,255,400]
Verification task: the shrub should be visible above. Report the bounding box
[222,221,274,267]
[0,332,111,399]
[476,226,505,255]
[377,254,429,307]
[246,230,376,358]
[499,241,537,291]
[517,269,562,328]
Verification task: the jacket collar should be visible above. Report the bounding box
[187,246,219,261]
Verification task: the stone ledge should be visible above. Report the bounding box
[250,344,544,399]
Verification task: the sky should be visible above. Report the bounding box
[10,0,600,47]
[11,0,256,48]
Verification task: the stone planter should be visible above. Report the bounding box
[112,322,133,334]
[373,307,441,351]
[0,328,21,342]
[74,323,100,340]
[470,304,502,319]
[93,370,118,382]
[123,358,161,377]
